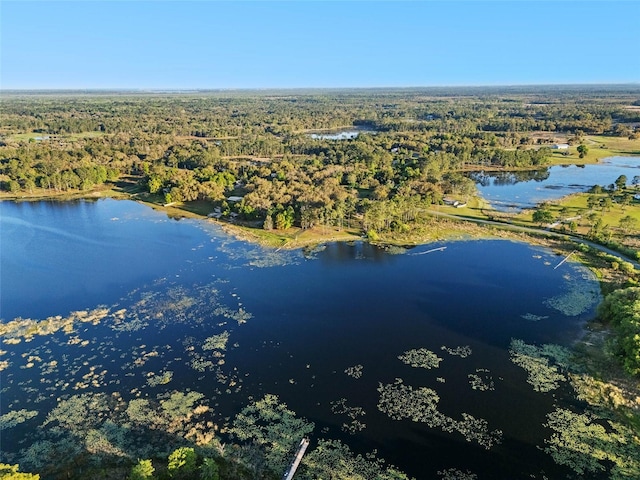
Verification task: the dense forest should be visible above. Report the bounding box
[2,86,639,236]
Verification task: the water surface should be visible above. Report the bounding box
[0,199,601,478]
[472,156,640,211]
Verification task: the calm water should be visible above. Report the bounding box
[472,156,640,211]
[0,199,601,478]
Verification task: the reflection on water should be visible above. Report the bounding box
[0,199,602,479]
[471,156,640,211]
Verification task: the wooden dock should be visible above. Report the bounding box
[282,438,310,480]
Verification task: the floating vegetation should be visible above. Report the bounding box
[544,269,600,316]
[0,409,38,430]
[146,370,173,387]
[341,419,367,435]
[203,331,230,351]
[468,369,495,391]
[520,313,549,322]
[216,239,299,268]
[212,306,253,325]
[509,339,568,392]
[441,345,472,358]
[544,408,640,477]
[303,244,327,259]
[301,438,409,480]
[0,308,110,340]
[230,394,314,474]
[377,379,502,449]
[385,245,408,255]
[438,467,478,480]
[330,398,366,435]
[344,364,363,379]
[12,389,218,474]
[398,348,442,369]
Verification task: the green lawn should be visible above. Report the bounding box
[516,189,640,245]
[544,135,640,166]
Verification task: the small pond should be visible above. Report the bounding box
[471,156,640,211]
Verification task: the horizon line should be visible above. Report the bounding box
[2,82,640,94]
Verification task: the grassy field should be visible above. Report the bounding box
[2,131,108,142]
[547,135,640,165]
[513,189,640,252]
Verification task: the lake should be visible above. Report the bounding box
[0,199,602,479]
[472,156,640,211]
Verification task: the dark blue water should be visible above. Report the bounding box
[472,156,640,211]
[0,199,600,478]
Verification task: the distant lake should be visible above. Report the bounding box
[471,156,640,211]
[0,199,601,479]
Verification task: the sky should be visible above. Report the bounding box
[1,0,639,90]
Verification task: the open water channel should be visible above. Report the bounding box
[0,199,602,478]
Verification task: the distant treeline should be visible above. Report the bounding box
[1,88,638,232]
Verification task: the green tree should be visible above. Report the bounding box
[0,464,39,479]
[129,459,154,480]
[199,458,220,480]
[569,220,578,233]
[600,196,613,213]
[263,213,274,230]
[577,144,589,158]
[167,447,197,478]
[586,195,600,210]
[619,215,637,234]
[148,176,163,194]
[597,287,640,376]
[615,174,628,191]
[532,207,554,225]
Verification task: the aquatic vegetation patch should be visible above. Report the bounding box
[301,438,410,480]
[544,269,600,316]
[398,348,442,369]
[438,468,477,480]
[441,345,472,358]
[468,369,495,391]
[344,364,363,379]
[230,394,314,474]
[509,339,568,393]
[12,388,220,474]
[212,306,253,325]
[330,398,366,434]
[544,408,640,477]
[520,313,549,322]
[146,370,173,387]
[0,409,38,430]
[377,379,502,449]
[0,308,110,341]
[203,331,230,351]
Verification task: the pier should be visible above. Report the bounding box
[282,437,310,480]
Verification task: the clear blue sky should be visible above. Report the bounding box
[1,1,639,89]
